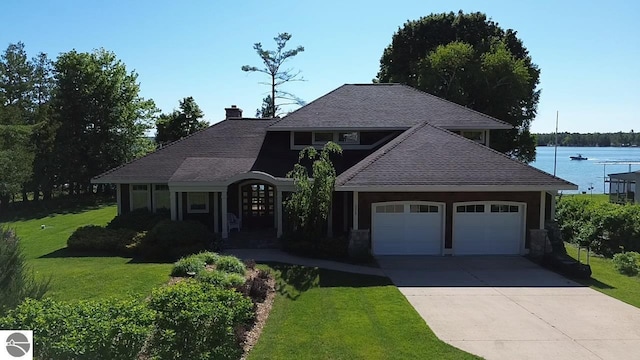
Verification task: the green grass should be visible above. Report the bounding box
[2,204,172,301]
[249,264,479,360]
[566,244,640,308]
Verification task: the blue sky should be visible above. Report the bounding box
[1,0,638,133]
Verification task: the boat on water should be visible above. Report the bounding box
[570,154,588,160]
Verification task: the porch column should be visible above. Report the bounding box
[221,191,228,239]
[276,189,283,238]
[213,192,219,233]
[353,191,359,230]
[178,192,183,221]
[170,190,177,221]
[539,191,546,229]
[343,192,348,232]
[116,184,122,215]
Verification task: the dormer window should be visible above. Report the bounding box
[312,131,361,145]
[313,132,334,144]
[338,132,359,144]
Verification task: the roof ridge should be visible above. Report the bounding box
[268,84,348,127]
[398,84,513,128]
[92,118,274,181]
[337,122,429,185]
[425,123,576,186]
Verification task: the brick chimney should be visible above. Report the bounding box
[225,105,243,119]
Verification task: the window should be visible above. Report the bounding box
[293,132,312,145]
[313,132,334,143]
[410,204,439,213]
[131,184,149,210]
[461,131,484,143]
[490,204,520,213]
[187,192,209,213]
[375,204,404,213]
[154,184,170,211]
[456,204,485,213]
[338,131,359,144]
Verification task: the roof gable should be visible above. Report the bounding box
[269,83,513,131]
[337,123,576,190]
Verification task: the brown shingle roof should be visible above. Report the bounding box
[92,119,273,183]
[336,123,577,190]
[269,83,513,130]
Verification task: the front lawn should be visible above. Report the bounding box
[566,244,640,308]
[250,264,479,360]
[2,204,172,301]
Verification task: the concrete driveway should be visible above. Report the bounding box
[377,256,640,360]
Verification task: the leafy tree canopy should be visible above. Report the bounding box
[155,96,208,144]
[377,11,540,162]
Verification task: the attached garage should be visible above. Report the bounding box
[453,202,525,255]
[371,201,444,255]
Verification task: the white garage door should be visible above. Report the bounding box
[453,202,524,255]
[372,202,444,255]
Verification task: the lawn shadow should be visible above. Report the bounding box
[0,195,115,222]
[265,262,392,300]
[39,247,173,264]
[580,277,615,290]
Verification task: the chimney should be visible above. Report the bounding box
[225,105,243,119]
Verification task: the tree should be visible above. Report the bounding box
[241,33,305,118]
[377,11,540,162]
[0,42,34,125]
[156,96,208,144]
[255,95,280,118]
[284,142,342,241]
[52,49,158,194]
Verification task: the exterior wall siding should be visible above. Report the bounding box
[181,192,216,231]
[357,192,541,249]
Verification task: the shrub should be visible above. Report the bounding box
[194,251,220,265]
[148,280,254,360]
[106,207,169,231]
[0,227,50,315]
[0,297,154,360]
[196,270,246,289]
[612,252,640,276]
[249,276,270,302]
[139,220,214,260]
[171,255,206,277]
[67,225,138,255]
[216,255,247,275]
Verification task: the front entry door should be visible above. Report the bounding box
[241,183,275,229]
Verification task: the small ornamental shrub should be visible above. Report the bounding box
[0,297,154,360]
[0,227,49,315]
[249,276,270,302]
[148,280,254,360]
[106,207,169,231]
[194,251,220,265]
[171,255,206,277]
[612,252,640,276]
[216,255,247,275]
[196,270,246,289]
[67,225,138,255]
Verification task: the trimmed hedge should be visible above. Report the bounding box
[148,280,254,360]
[106,208,169,232]
[556,197,640,256]
[139,220,217,260]
[0,298,154,360]
[67,225,139,255]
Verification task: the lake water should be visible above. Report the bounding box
[531,147,640,194]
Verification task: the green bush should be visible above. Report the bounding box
[67,225,139,255]
[171,255,206,277]
[0,297,154,360]
[194,251,220,265]
[139,220,215,260]
[0,227,50,315]
[612,252,640,276]
[215,255,246,275]
[196,270,246,289]
[148,280,254,360]
[106,207,169,231]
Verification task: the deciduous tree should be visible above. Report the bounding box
[155,96,208,144]
[377,11,540,162]
[242,33,305,118]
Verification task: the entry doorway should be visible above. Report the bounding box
[241,183,275,229]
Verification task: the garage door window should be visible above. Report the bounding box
[491,204,519,213]
[456,204,485,213]
[376,204,404,213]
[410,204,439,213]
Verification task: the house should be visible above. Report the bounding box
[607,170,639,204]
[92,84,577,256]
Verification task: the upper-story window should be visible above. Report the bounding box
[338,131,359,144]
[312,131,360,145]
[313,132,334,144]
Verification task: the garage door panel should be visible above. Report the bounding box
[372,203,443,255]
[453,203,523,255]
